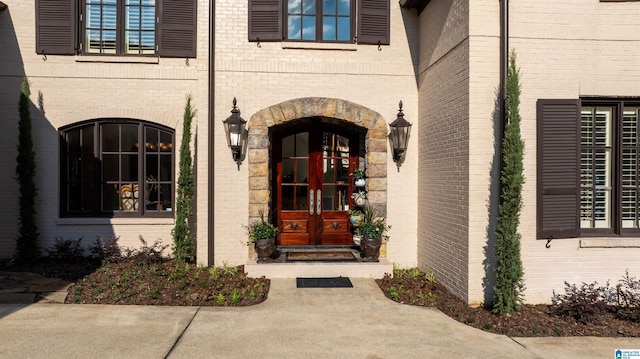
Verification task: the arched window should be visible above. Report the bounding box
[59,119,174,217]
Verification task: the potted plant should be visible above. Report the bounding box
[351,191,367,206]
[358,207,390,262]
[352,168,366,187]
[348,209,364,227]
[352,227,363,246]
[245,211,278,263]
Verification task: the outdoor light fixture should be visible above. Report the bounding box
[223,97,247,169]
[388,100,412,171]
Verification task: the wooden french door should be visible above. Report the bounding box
[274,124,357,246]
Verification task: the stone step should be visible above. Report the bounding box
[245,259,393,279]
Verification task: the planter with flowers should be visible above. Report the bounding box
[351,190,367,206]
[245,211,278,263]
[358,207,390,262]
[352,168,366,187]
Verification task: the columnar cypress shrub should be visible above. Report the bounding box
[172,95,196,263]
[493,51,525,315]
[15,77,40,263]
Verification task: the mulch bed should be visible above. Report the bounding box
[376,273,640,337]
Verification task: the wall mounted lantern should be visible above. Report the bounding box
[223,97,247,169]
[388,100,412,171]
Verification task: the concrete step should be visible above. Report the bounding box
[245,258,393,279]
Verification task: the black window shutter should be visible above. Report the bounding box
[158,0,197,58]
[537,99,581,239]
[248,0,282,41]
[357,0,389,45]
[35,0,77,55]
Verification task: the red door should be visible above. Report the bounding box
[275,125,357,246]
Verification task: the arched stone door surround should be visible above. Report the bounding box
[247,97,388,224]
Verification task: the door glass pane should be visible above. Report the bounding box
[281,185,294,210]
[295,132,309,156]
[296,185,309,210]
[296,159,308,183]
[282,159,294,183]
[321,185,349,211]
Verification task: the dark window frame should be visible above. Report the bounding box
[285,0,356,43]
[537,98,640,239]
[580,99,640,237]
[80,0,157,56]
[59,119,175,218]
[35,0,197,58]
[248,0,389,45]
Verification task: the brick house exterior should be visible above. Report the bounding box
[1,0,639,305]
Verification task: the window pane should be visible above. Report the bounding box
[158,183,172,211]
[81,183,96,211]
[323,16,336,40]
[126,32,141,53]
[337,0,349,15]
[126,6,141,29]
[594,107,611,146]
[68,130,81,153]
[121,154,139,181]
[622,189,637,228]
[303,0,316,14]
[103,5,117,29]
[141,6,155,29]
[121,124,138,151]
[159,154,171,181]
[82,127,94,153]
[623,108,637,146]
[146,129,158,152]
[323,0,336,15]
[593,149,611,228]
[159,131,172,152]
[288,15,302,39]
[102,30,117,53]
[288,0,301,13]
[103,184,120,211]
[302,16,316,40]
[103,154,118,181]
[337,17,350,41]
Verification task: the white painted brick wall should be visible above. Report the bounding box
[0,0,209,256]
[208,0,420,268]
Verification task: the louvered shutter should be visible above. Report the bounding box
[248,0,282,41]
[158,0,197,58]
[537,99,581,239]
[357,0,389,45]
[35,0,77,55]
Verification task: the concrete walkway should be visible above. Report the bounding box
[0,277,636,358]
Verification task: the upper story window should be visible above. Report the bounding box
[60,120,174,217]
[248,0,389,46]
[84,0,156,55]
[286,0,353,42]
[35,0,196,58]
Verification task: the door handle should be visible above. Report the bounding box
[309,189,314,215]
[317,189,322,214]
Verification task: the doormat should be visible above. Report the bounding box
[286,251,357,262]
[296,277,353,288]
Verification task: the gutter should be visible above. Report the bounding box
[208,0,215,265]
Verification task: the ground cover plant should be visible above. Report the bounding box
[1,236,269,307]
[376,266,640,337]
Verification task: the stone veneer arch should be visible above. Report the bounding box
[247,97,388,224]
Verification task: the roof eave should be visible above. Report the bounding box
[399,0,429,15]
